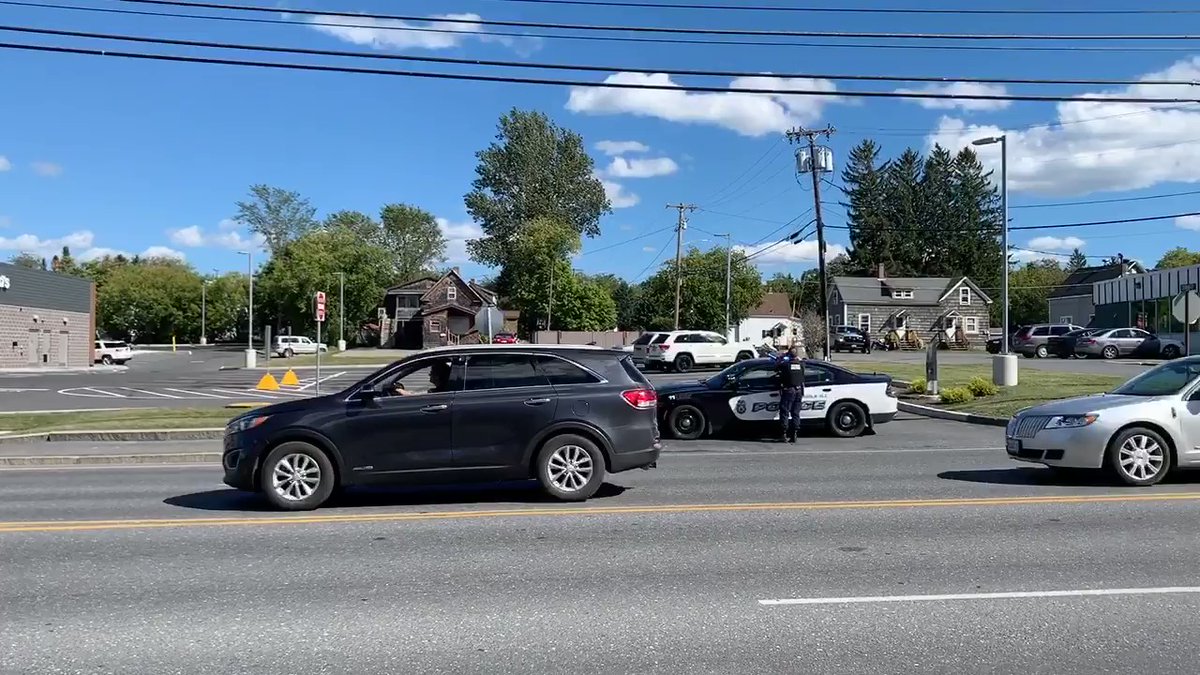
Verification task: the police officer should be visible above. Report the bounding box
[775,345,805,443]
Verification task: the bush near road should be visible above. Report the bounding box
[859,364,1123,418]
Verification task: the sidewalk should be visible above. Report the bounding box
[0,439,221,466]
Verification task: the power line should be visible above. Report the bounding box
[11,39,1200,105]
[634,233,675,280]
[12,25,1200,91]
[479,0,1200,15]
[11,1,1200,55]
[1012,188,1200,210]
[702,141,786,208]
[825,210,1200,233]
[579,225,673,256]
[118,0,1200,42]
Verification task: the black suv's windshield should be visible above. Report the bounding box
[1111,360,1200,396]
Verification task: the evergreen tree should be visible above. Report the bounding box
[881,148,924,276]
[840,140,893,276]
[1067,248,1088,271]
[917,145,955,274]
[947,147,1004,295]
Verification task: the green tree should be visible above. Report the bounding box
[498,218,580,332]
[880,148,924,275]
[379,204,447,280]
[465,109,609,271]
[553,274,619,331]
[78,254,132,290]
[50,245,81,276]
[946,147,1004,293]
[234,184,318,255]
[1009,259,1068,327]
[1066,248,1088,271]
[588,273,640,330]
[324,210,377,239]
[1155,247,1200,270]
[96,259,203,342]
[637,247,763,332]
[204,273,250,342]
[917,145,955,272]
[840,140,893,276]
[257,227,394,340]
[8,252,44,270]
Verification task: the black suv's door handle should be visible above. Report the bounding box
[524,398,552,406]
[421,404,449,413]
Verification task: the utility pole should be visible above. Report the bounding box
[666,203,697,330]
[546,263,554,332]
[787,125,835,361]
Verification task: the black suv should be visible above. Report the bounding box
[223,346,661,510]
[831,326,868,353]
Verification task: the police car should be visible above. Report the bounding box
[656,357,898,440]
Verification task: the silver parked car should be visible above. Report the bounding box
[1074,327,1185,360]
[1005,358,1200,485]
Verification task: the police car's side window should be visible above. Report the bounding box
[464,354,548,391]
[738,366,777,389]
[804,366,833,385]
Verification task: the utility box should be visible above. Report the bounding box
[795,146,835,174]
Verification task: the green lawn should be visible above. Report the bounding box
[0,408,240,434]
[855,364,1126,418]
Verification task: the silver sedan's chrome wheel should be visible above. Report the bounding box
[271,453,322,502]
[547,445,593,493]
[1118,434,1165,482]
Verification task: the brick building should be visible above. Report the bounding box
[0,261,95,368]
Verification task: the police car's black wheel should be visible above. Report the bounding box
[667,405,706,441]
[828,401,867,438]
[673,354,694,372]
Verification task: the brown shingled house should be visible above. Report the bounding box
[379,268,517,349]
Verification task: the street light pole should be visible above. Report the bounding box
[972,135,1016,387]
[238,250,255,368]
[200,278,208,346]
[337,271,346,352]
[720,233,732,339]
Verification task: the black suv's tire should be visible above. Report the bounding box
[667,404,707,440]
[827,401,867,438]
[674,354,694,372]
[1107,427,1171,487]
[260,442,336,511]
[536,434,606,501]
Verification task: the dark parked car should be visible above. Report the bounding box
[986,327,1028,354]
[831,325,869,353]
[223,345,661,510]
[1049,328,1103,358]
[1012,323,1084,358]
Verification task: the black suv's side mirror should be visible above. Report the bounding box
[354,383,383,404]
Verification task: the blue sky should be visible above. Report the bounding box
[2,0,1199,284]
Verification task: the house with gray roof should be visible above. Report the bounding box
[828,265,993,342]
[1047,259,1142,327]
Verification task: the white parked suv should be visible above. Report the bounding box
[642,330,756,373]
[273,335,328,358]
[94,340,132,366]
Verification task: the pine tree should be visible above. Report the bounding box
[917,145,955,275]
[947,147,1004,296]
[881,148,925,276]
[840,140,893,276]
[1067,248,1088,271]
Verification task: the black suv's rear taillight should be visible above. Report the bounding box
[621,388,657,409]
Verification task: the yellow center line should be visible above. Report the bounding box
[2,492,1199,534]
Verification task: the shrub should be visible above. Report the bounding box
[939,387,974,405]
[908,377,927,394]
[966,376,999,398]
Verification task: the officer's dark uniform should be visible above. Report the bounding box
[775,352,805,443]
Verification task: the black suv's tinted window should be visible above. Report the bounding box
[536,355,600,385]
[464,354,547,391]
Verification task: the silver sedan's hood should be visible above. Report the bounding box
[1019,394,1170,417]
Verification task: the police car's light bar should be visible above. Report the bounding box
[621,388,658,409]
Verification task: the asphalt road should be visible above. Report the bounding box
[5,419,1200,673]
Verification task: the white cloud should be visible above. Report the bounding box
[307,12,535,52]
[735,240,847,265]
[926,56,1200,196]
[595,140,649,156]
[605,156,679,179]
[437,217,483,264]
[895,82,1011,111]
[1028,235,1086,250]
[0,230,94,256]
[642,245,656,252]
[217,218,239,231]
[0,156,10,171]
[31,161,63,177]
[1177,215,1200,231]
[169,223,264,250]
[142,246,186,261]
[600,178,640,208]
[567,72,840,137]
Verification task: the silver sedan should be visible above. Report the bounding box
[1005,358,1200,485]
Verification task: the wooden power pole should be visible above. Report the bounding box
[666,203,697,330]
[786,125,835,360]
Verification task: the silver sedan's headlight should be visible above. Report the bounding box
[1045,414,1098,429]
[226,415,270,434]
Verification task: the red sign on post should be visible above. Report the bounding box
[315,291,326,323]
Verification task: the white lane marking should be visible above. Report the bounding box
[759,586,1200,606]
[59,387,127,398]
[0,388,49,393]
[299,371,347,391]
[120,387,184,399]
[213,388,280,399]
[266,389,310,398]
[163,388,228,399]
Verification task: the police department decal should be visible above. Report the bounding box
[735,399,746,414]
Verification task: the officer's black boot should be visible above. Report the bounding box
[787,423,797,443]
[777,421,789,443]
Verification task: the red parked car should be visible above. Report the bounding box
[492,332,518,344]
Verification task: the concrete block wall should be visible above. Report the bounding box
[0,304,93,368]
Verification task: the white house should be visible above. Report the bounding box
[732,293,802,346]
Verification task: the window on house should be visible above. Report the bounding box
[429,318,441,333]
[964,317,979,334]
[959,287,971,305]
[857,313,871,333]
[446,285,457,301]
[891,289,913,299]
[1058,316,1073,325]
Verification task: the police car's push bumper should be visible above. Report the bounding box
[871,411,898,425]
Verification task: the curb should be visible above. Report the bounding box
[898,401,1007,427]
[0,451,222,467]
[0,428,224,444]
